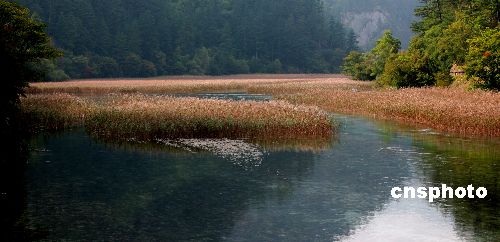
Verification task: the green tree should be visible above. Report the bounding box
[188,47,211,75]
[57,54,91,79]
[90,55,121,78]
[341,51,372,80]
[378,50,435,88]
[341,31,400,81]
[1,1,60,117]
[377,0,499,89]
[1,4,60,237]
[30,58,69,82]
[120,53,157,77]
[17,0,359,77]
[368,30,401,78]
[466,28,500,90]
[267,59,282,74]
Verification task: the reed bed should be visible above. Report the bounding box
[20,93,94,131]
[20,93,334,141]
[86,94,333,140]
[26,74,364,94]
[261,87,500,137]
[26,75,500,137]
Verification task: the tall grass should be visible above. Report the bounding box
[86,94,334,140]
[20,93,334,142]
[26,75,500,137]
[260,87,500,137]
[20,93,93,132]
[26,74,364,94]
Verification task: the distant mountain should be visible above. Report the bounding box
[324,0,419,50]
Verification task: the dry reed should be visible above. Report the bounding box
[26,74,500,137]
[86,94,334,140]
[262,87,500,137]
[20,92,334,141]
[26,74,364,94]
[20,93,93,131]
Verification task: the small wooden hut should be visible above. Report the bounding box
[450,64,465,76]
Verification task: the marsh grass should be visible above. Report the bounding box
[26,75,365,95]
[263,87,500,137]
[20,93,334,143]
[26,75,500,137]
[85,94,334,140]
[20,93,94,132]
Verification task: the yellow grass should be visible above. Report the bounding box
[86,94,333,140]
[26,74,500,137]
[27,74,366,94]
[20,92,334,142]
[253,85,500,137]
[20,93,94,131]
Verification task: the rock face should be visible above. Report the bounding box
[325,0,418,50]
[341,8,389,49]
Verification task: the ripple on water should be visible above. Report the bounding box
[155,138,264,169]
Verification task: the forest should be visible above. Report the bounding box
[342,0,499,90]
[15,0,358,80]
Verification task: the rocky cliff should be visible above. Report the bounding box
[325,0,418,50]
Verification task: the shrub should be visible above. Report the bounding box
[341,51,373,81]
[47,69,70,82]
[465,28,500,90]
[369,30,401,78]
[342,30,400,81]
[378,51,435,88]
[434,72,453,87]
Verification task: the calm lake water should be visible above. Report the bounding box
[23,100,500,241]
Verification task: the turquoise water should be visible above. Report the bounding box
[24,113,500,241]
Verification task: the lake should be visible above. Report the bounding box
[22,110,500,241]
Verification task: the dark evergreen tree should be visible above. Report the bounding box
[16,0,359,78]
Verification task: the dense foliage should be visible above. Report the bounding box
[342,30,400,81]
[343,0,499,90]
[15,0,358,79]
[465,28,500,89]
[0,1,59,119]
[1,3,59,238]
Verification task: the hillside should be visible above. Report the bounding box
[325,0,419,50]
[15,0,357,79]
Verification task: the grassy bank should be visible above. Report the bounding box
[20,93,334,142]
[26,74,500,137]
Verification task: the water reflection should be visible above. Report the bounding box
[340,198,466,242]
[366,117,500,241]
[26,130,321,240]
[22,115,500,241]
[411,134,500,241]
[0,115,46,240]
